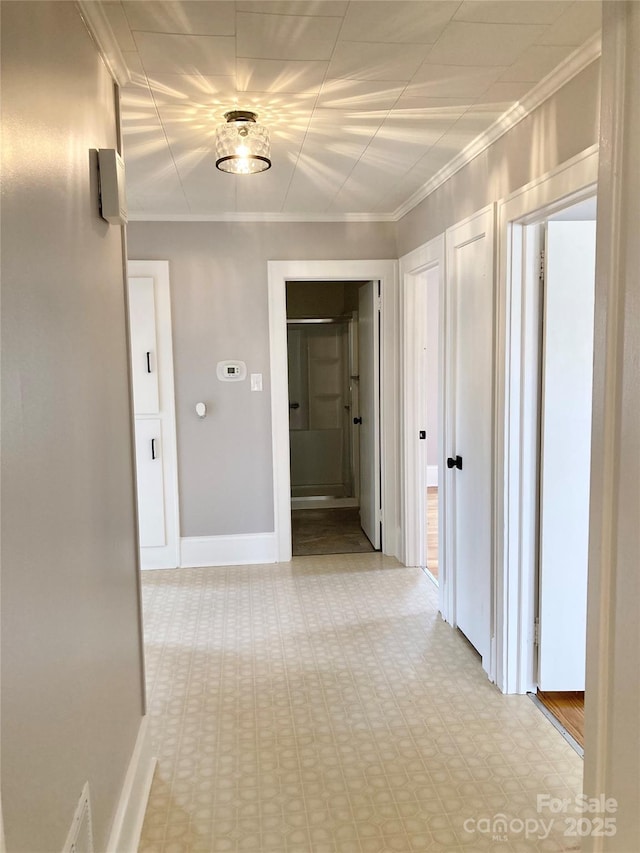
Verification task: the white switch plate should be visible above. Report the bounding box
[250,373,263,391]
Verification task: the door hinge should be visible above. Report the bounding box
[539,249,545,284]
[533,617,540,647]
[377,296,382,311]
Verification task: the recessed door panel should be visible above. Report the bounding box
[134,417,166,548]
[128,276,159,415]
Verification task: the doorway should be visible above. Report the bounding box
[286,280,378,556]
[495,146,599,698]
[401,235,448,617]
[268,259,399,564]
[423,268,440,582]
[530,198,597,749]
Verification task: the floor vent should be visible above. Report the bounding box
[61,783,94,853]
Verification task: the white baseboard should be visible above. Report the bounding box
[140,546,179,571]
[427,466,439,488]
[180,532,277,567]
[291,497,359,510]
[383,524,403,563]
[105,716,157,853]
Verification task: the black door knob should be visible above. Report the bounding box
[353,416,362,424]
[446,455,463,470]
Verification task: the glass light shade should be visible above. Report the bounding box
[215,111,271,174]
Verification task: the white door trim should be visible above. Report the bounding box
[399,235,449,619]
[268,259,400,563]
[494,145,599,693]
[127,260,181,570]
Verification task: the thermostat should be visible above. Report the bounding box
[216,360,247,382]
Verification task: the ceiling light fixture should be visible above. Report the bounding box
[214,110,271,175]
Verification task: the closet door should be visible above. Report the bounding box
[133,418,166,547]
[128,276,159,414]
[127,262,180,569]
[446,206,495,671]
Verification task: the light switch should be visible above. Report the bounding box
[250,373,263,391]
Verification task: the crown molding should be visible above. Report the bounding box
[125,31,601,225]
[392,31,602,222]
[127,211,396,223]
[76,1,130,87]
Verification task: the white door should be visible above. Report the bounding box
[446,207,495,670]
[128,276,160,414]
[538,221,596,691]
[358,282,381,549]
[133,417,166,547]
[127,261,180,570]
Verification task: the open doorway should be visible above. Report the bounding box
[529,197,597,751]
[499,189,597,746]
[286,280,380,556]
[268,259,399,564]
[423,267,440,583]
[400,234,447,614]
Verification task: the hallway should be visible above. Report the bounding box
[139,555,582,852]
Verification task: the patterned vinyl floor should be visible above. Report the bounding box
[138,554,582,852]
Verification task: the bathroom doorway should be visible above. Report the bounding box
[286,280,380,556]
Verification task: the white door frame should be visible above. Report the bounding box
[494,146,599,694]
[268,259,399,563]
[400,235,450,619]
[127,260,181,569]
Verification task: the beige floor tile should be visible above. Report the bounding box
[139,554,582,851]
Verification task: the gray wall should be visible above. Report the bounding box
[127,221,396,537]
[1,3,144,851]
[395,60,601,255]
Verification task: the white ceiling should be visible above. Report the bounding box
[105,0,602,219]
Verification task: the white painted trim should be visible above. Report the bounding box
[61,783,92,853]
[399,235,445,593]
[180,533,277,568]
[139,547,178,571]
[393,34,601,221]
[268,260,400,563]
[495,147,599,694]
[583,5,634,846]
[128,261,181,571]
[105,717,156,853]
[291,497,359,510]
[76,1,130,86]
[127,211,396,223]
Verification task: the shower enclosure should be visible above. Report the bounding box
[287,317,358,505]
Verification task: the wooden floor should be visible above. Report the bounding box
[537,690,585,747]
[426,486,438,579]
